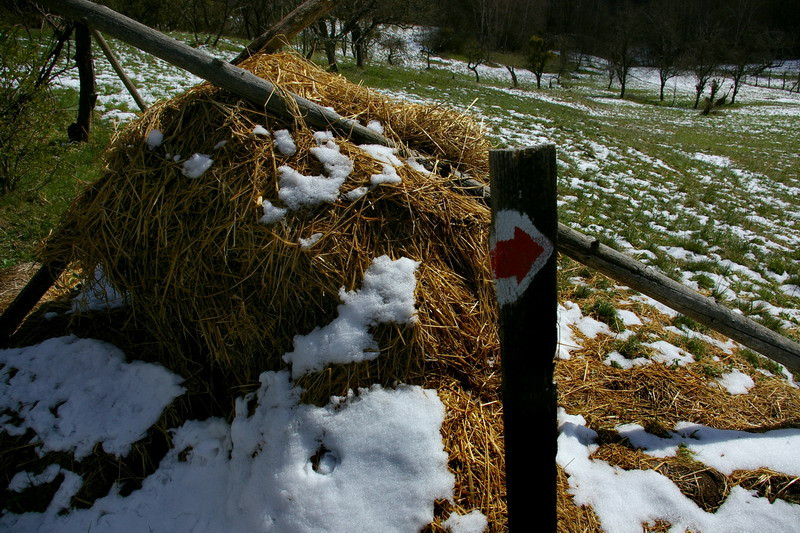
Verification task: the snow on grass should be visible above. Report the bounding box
[559,409,800,533]
[618,421,800,476]
[0,336,184,459]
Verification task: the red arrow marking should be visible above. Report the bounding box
[491,226,545,283]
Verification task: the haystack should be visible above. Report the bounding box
[43,52,506,526]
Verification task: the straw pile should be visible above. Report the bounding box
[43,52,507,527]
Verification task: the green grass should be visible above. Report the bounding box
[0,89,112,267]
[1,36,797,341]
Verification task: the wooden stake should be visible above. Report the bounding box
[91,28,148,111]
[489,144,558,531]
[67,22,96,142]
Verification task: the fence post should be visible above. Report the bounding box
[489,144,558,531]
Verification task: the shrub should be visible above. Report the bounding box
[0,10,73,193]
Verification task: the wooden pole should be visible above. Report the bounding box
[231,0,340,65]
[91,28,148,112]
[489,144,558,531]
[0,261,68,347]
[67,22,96,142]
[36,0,390,147]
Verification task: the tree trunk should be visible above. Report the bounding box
[693,82,704,109]
[68,23,96,143]
[351,25,366,67]
[505,65,518,88]
[317,20,338,72]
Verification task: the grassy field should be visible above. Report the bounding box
[1,30,800,532]
[346,53,800,337]
[2,29,799,342]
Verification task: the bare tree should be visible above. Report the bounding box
[526,34,552,89]
[722,0,786,104]
[605,5,640,99]
[685,20,723,109]
[643,1,684,101]
[465,40,487,83]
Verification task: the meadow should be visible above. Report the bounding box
[1,28,799,532]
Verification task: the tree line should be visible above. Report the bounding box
[427,0,799,101]
[94,0,799,98]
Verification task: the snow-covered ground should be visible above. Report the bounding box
[3,28,798,532]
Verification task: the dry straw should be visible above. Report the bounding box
[43,52,505,527]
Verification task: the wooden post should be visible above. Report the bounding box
[68,22,96,142]
[231,0,340,65]
[489,144,558,531]
[91,28,148,112]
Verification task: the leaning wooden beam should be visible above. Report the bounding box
[231,0,340,65]
[91,28,148,111]
[0,261,68,347]
[557,224,800,376]
[37,0,389,147]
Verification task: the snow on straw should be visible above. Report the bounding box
[181,153,213,178]
[0,336,184,459]
[277,139,353,210]
[283,255,419,378]
[442,509,488,533]
[146,129,163,150]
[558,409,800,533]
[273,129,296,155]
[259,199,287,225]
[70,265,127,313]
[370,164,402,185]
[2,371,454,533]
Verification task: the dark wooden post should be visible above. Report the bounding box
[68,22,97,142]
[489,144,558,530]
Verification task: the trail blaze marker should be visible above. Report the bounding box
[490,210,554,306]
[489,144,557,532]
